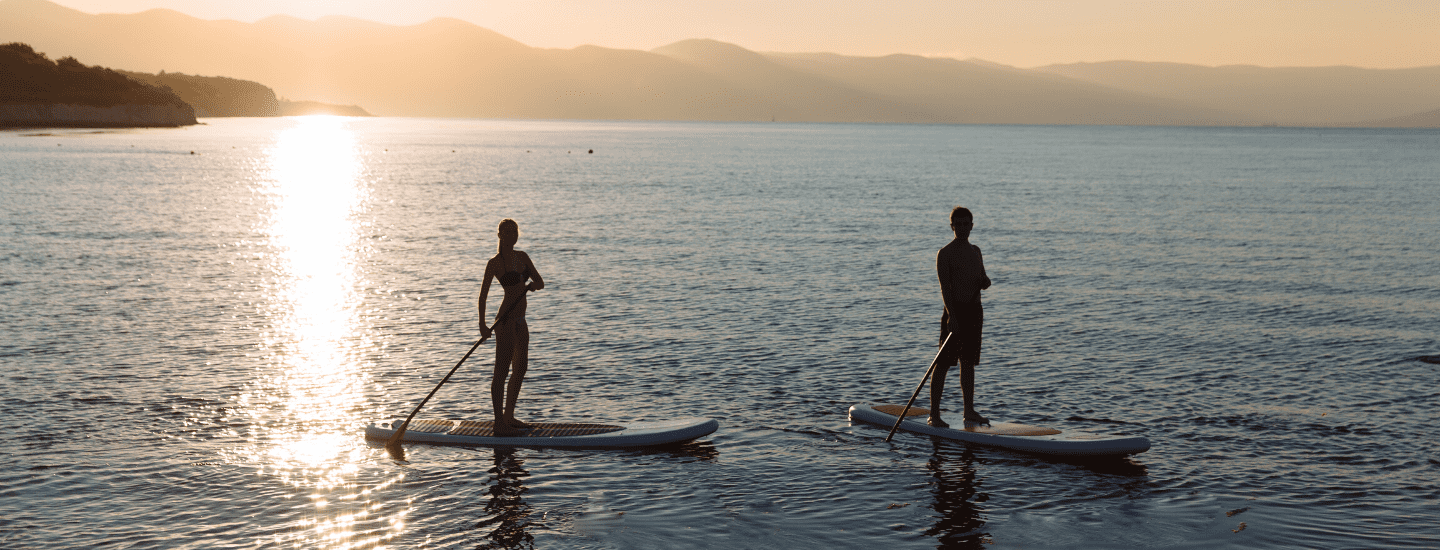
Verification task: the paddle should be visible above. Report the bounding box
[385,291,525,459]
[884,333,954,443]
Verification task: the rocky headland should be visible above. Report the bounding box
[3,42,372,128]
[1,42,196,128]
[117,70,373,117]
[118,69,280,117]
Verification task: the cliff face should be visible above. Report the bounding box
[0,103,197,127]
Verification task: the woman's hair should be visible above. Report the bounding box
[497,218,519,251]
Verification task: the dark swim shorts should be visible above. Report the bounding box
[938,302,983,367]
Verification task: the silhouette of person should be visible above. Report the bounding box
[932,206,991,428]
[479,219,544,436]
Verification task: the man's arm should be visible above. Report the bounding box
[937,247,963,316]
[976,245,991,292]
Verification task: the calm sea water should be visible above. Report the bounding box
[2,118,1437,549]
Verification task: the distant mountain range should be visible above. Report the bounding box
[3,0,1436,126]
[1034,61,1440,127]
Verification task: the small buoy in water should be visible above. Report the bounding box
[588,149,593,154]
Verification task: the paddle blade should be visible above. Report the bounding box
[385,424,407,460]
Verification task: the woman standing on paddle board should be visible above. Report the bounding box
[479,219,545,436]
[933,206,991,428]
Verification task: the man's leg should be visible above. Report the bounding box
[961,360,986,424]
[960,306,987,425]
[929,363,951,427]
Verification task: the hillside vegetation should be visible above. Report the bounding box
[1,42,186,107]
[118,70,279,116]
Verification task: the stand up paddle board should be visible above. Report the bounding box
[366,417,718,448]
[850,403,1149,457]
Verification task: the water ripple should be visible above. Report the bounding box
[3,120,1438,548]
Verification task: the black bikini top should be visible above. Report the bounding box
[497,253,528,287]
[498,267,528,287]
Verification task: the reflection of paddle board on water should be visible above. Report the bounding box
[849,404,1150,457]
[366,417,718,448]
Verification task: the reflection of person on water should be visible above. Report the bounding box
[932,206,991,428]
[479,219,545,436]
[926,441,989,548]
[479,448,535,549]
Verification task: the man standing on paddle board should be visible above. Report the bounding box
[932,206,991,428]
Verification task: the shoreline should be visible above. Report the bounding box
[0,103,197,129]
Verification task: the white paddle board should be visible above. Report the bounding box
[366,417,718,448]
[850,403,1149,457]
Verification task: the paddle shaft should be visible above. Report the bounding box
[386,292,524,452]
[883,333,955,443]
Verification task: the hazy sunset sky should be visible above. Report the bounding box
[49,0,1440,68]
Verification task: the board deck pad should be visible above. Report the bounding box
[871,405,1062,436]
[404,419,625,437]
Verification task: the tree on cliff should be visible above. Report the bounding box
[1,42,187,107]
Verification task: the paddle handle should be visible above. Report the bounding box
[884,333,954,443]
[386,292,524,452]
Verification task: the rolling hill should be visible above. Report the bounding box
[3,0,1434,126]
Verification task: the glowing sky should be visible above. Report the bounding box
[49,0,1440,68]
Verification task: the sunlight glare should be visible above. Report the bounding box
[240,117,404,548]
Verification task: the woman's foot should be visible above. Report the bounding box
[493,421,526,436]
[504,417,531,429]
[927,416,950,428]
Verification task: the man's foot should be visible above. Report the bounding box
[927,416,949,428]
[963,410,989,426]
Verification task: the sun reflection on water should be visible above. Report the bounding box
[238,117,405,548]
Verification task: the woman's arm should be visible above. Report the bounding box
[522,252,544,292]
[478,258,495,337]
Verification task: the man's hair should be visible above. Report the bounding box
[950,206,973,227]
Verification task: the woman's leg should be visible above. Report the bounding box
[502,319,531,428]
[493,323,522,434]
